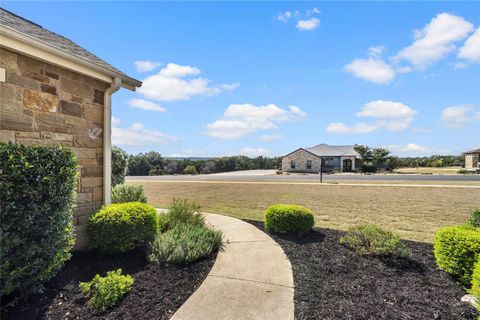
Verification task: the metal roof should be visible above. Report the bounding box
[463,148,480,154]
[306,144,360,157]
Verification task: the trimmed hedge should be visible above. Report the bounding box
[471,258,480,298]
[339,224,409,258]
[0,143,77,299]
[434,225,480,285]
[111,184,147,204]
[265,204,314,235]
[87,202,158,253]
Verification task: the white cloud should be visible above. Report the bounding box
[277,11,292,23]
[326,100,417,134]
[344,58,395,84]
[218,82,240,90]
[112,116,121,126]
[112,121,176,147]
[259,134,284,142]
[458,27,480,62]
[134,60,162,72]
[235,147,272,157]
[127,99,166,112]
[206,103,306,139]
[387,143,431,155]
[441,105,480,128]
[394,13,474,69]
[296,18,320,31]
[138,63,238,102]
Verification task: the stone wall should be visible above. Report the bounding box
[465,153,479,169]
[282,149,322,173]
[0,48,109,250]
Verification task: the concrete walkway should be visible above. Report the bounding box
[170,213,294,320]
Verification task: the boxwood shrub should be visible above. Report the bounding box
[434,225,480,285]
[111,184,147,204]
[471,258,480,298]
[87,202,158,253]
[264,204,314,235]
[0,143,77,300]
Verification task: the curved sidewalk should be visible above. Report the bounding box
[170,213,294,320]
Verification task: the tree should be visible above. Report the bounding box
[112,146,128,186]
[354,145,372,161]
[183,165,198,175]
[371,148,390,163]
[127,154,150,176]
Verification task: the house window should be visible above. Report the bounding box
[306,160,312,169]
[324,158,334,168]
[291,160,296,169]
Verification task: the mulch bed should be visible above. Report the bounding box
[247,220,478,320]
[2,249,216,320]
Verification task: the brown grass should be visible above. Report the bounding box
[134,181,480,243]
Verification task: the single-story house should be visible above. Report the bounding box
[282,144,362,173]
[463,148,480,170]
[0,8,142,249]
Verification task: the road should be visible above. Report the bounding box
[126,169,480,182]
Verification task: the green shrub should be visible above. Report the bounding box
[166,198,204,227]
[468,209,480,228]
[0,143,77,300]
[148,223,222,264]
[80,269,134,312]
[434,225,480,285]
[471,258,480,298]
[340,224,409,258]
[183,165,198,175]
[111,184,147,204]
[87,202,158,253]
[264,204,314,235]
[112,146,128,187]
[360,165,377,173]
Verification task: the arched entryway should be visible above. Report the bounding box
[343,159,352,172]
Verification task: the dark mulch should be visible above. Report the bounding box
[247,220,478,320]
[2,249,216,320]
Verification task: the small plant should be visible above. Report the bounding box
[80,269,134,312]
[468,209,480,228]
[340,224,409,258]
[148,223,222,264]
[111,184,147,204]
[264,204,314,235]
[165,198,204,228]
[434,225,480,285]
[87,202,158,253]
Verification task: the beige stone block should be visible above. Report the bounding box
[72,224,88,251]
[0,99,23,113]
[7,73,40,90]
[60,77,92,98]
[92,187,103,202]
[0,82,23,101]
[17,54,44,75]
[84,104,103,122]
[17,138,73,147]
[23,89,58,112]
[36,111,63,125]
[0,111,34,131]
[0,130,15,143]
[81,166,103,177]
[37,123,69,134]
[72,147,96,159]
[41,132,73,141]
[76,203,95,216]
[77,192,93,204]
[60,100,82,117]
[68,126,89,135]
[0,48,18,70]
[64,114,87,127]
[81,177,103,188]
[16,131,40,139]
[74,135,102,147]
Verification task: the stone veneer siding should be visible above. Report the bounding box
[0,48,109,250]
[465,153,480,169]
[282,149,322,173]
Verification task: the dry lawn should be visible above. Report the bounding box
[135,181,480,243]
[394,166,462,175]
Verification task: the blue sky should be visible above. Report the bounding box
[4,1,480,157]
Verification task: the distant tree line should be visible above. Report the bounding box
[122,149,281,176]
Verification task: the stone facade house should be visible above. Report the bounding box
[0,9,141,249]
[463,148,480,170]
[282,144,362,173]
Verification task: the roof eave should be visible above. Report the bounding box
[0,25,142,91]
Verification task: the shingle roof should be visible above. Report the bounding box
[306,144,360,157]
[0,8,130,79]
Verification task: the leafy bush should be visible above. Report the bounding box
[148,223,222,264]
[183,165,198,175]
[264,204,314,235]
[111,184,147,204]
[165,198,204,228]
[360,165,377,173]
[87,202,157,253]
[434,225,480,285]
[0,143,77,300]
[468,209,480,228]
[340,224,409,258]
[471,258,480,298]
[80,269,134,311]
[112,146,128,186]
